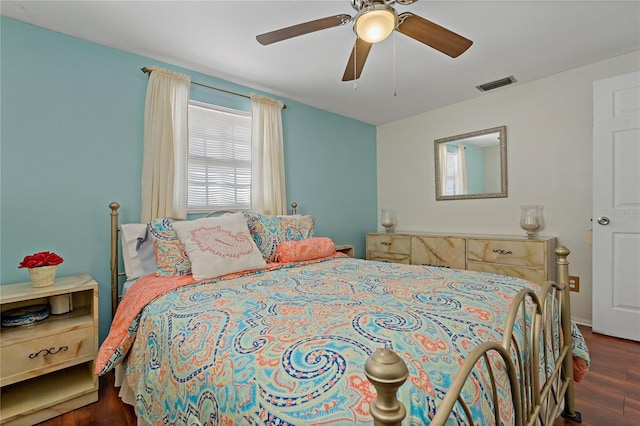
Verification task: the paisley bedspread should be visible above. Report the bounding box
[97,257,589,425]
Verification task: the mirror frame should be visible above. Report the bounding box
[434,125,508,201]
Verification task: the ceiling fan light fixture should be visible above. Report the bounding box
[355,5,397,43]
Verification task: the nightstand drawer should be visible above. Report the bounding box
[0,325,95,385]
[467,238,545,268]
[467,261,546,284]
[366,234,411,254]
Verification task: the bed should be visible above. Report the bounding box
[97,202,588,425]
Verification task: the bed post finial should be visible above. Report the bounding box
[364,348,409,426]
[290,202,297,215]
[554,245,570,287]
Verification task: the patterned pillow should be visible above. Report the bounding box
[148,218,192,276]
[275,237,336,263]
[173,213,266,280]
[244,212,316,262]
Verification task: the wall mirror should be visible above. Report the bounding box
[434,126,507,200]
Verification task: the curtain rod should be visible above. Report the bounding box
[140,67,286,109]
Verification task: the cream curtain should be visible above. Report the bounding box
[456,145,468,195]
[140,67,191,222]
[250,93,286,215]
[438,143,448,195]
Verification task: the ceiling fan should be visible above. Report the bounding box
[256,0,473,82]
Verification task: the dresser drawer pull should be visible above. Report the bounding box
[380,242,392,246]
[29,346,69,359]
[422,263,451,268]
[492,249,513,255]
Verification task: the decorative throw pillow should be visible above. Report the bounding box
[173,213,266,280]
[148,218,192,276]
[244,212,316,262]
[275,237,336,263]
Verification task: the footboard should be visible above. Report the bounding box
[365,246,580,425]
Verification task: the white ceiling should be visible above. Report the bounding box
[3,1,639,125]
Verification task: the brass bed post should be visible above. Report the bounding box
[364,348,409,426]
[109,201,120,318]
[556,246,581,422]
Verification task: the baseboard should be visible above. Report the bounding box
[571,317,592,327]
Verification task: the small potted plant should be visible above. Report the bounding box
[18,251,64,287]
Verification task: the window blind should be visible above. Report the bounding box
[187,100,252,212]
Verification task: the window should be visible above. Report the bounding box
[187,100,252,212]
[444,145,467,196]
[444,148,459,196]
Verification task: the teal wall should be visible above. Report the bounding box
[0,17,377,341]
[460,143,485,194]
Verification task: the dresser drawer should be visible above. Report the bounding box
[411,236,466,269]
[367,251,411,264]
[467,262,546,284]
[467,238,545,268]
[366,234,411,255]
[0,326,95,385]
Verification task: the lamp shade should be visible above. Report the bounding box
[355,7,397,43]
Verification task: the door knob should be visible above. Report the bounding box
[597,216,610,225]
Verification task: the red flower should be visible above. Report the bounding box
[18,251,64,268]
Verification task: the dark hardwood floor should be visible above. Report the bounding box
[554,326,640,426]
[37,325,639,425]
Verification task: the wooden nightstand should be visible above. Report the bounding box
[335,244,355,258]
[0,274,99,425]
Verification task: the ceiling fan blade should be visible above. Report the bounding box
[397,12,473,58]
[342,38,373,81]
[257,14,352,45]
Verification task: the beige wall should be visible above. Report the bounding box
[376,51,640,325]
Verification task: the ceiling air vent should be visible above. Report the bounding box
[476,76,517,92]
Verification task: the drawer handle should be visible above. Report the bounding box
[380,242,392,246]
[492,249,512,255]
[422,263,450,268]
[29,346,69,359]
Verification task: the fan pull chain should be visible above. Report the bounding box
[393,31,397,97]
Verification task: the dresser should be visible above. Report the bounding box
[0,274,99,425]
[366,232,557,285]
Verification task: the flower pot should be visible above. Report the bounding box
[28,265,58,288]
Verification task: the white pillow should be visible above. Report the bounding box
[172,213,266,280]
[120,223,148,280]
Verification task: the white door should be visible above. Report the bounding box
[592,71,640,342]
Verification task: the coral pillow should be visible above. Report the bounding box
[173,213,266,280]
[275,237,336,263]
